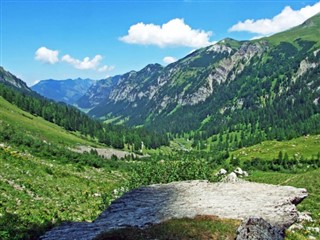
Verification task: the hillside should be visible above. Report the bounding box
[0,73,169,151]
[81,14,320,145]
[0,92,129,239]
[0,67,31,92]
[32,78,95,105]
[0,96,93,146]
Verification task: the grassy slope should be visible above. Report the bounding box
[232,134,320,161]
[0,96,124,239]
[0,96,94,146]
[261,13,320,47]
[0,145,121,240]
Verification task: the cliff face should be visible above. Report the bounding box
[41,180,307,240]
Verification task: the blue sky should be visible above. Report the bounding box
[1,0,320,86]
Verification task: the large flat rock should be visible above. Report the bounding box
[41,180,307,240]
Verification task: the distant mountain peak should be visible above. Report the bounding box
[31,78,96,105]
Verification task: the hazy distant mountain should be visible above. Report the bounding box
[32,78,95,105]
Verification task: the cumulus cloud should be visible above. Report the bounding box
[35,47,59,64]
[61,54,103,70]
[229,2,320,35]
[163,56,177,64]
[120,18,213,48]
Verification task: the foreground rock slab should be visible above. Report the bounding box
[41,180,307,240]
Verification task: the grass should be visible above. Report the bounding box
[232,134,320,161]
[248,169,320,240]
[0,96,125,239]
[0,96,94,147]
[95,216,240,240]
[0,145,122,240]
[258,14,320,48]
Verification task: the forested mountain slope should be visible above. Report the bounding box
[0,70,169,150]
[83,14,320,143]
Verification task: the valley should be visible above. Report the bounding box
[0,12,319,240]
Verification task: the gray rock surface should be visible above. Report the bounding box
[41,180,307,240]
[236,217,284,240]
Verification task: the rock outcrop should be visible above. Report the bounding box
[236,217,284,240]
[41,180,307,240]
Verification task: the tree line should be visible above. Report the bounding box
[0,83,169,150]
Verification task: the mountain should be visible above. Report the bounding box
[83,14,320,140]
[0,66,31,92]
[31,78,95,105]
[76,75,121,109]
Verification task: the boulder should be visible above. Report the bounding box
[224,172,241,183]
[41,180,307,240]
[234,167,244,175]
[215,168,227,176]
[236,217,284,240]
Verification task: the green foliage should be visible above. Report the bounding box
[0,81,169,150]
[233,134,320,161]
[125,158,217,190]
[0,146,122,240]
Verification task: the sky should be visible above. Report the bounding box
[1,0,320,86]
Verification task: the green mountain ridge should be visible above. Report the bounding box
[79,14,319,146]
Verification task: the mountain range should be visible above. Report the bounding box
[31,78,95,105]
[6,14,320,142]
[74,14,319,138]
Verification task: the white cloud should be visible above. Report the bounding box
[250,35,265,40]
[120,18,213,48]
[61,54,103,70]
[229,2,320,35]
[98,65,115,72]
[35,47,59,64]
[163,56,177,64]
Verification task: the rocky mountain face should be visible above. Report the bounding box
[0,66,31,92]
[32,78,95,105]
[76,75,120,109]
[87,39,268,120]
[81,14,320,136]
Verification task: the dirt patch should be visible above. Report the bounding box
[72,145,142,159]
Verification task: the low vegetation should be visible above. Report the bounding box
[0,145,122,240]
[95,216,240,240]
